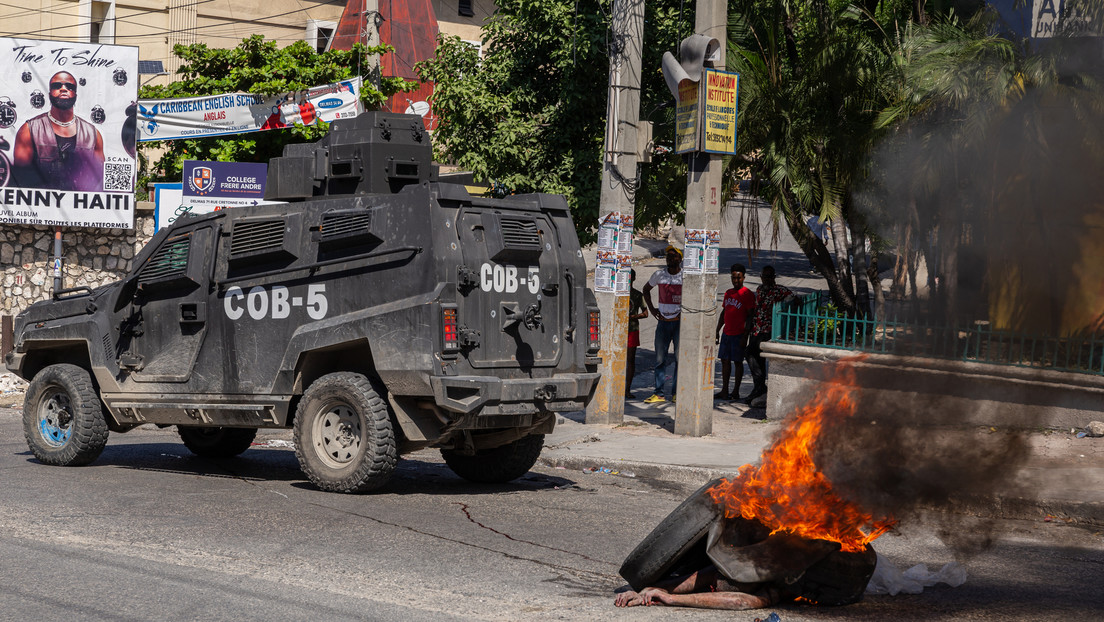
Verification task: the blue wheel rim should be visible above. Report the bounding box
[38,389,73,447]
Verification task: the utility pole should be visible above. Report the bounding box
[586,0,646,424]
[674,0,727,436]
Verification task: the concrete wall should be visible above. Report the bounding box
[763,342,1104,430]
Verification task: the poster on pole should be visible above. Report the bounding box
[674,79,701,154]
[137,78,362,142]
[0,38,139,229]
[617,212,634,255]
[595,249,618,294]
[683,229,707,274]
[703,70,738,154]
[597,211,621,252]
[704,229,720,273]
[615,252,632,295]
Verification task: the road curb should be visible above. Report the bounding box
[538,453,735,490]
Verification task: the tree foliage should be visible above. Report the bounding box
[138,35,413,186]
[417,0,692,242]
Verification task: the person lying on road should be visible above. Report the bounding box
[614,563,788,610]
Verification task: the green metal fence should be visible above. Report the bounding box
[771,292,1104,376]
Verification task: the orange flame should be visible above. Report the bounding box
[708,357,895,552]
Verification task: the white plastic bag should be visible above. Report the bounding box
[865,552,968,595]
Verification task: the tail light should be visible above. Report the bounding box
[443,307,458,351]
[587,309,601,352]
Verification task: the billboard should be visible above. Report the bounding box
[154,161,280,232]
[0,38,139,229]
[137,78,362,142]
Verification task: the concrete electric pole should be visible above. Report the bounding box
[674,0,727,436]
[586,0,646,424]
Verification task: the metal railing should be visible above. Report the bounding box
[771,292,1104,376]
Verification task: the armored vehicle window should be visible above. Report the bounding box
[137,234,192,290]
[227,216,301,273]
[230,220,287,257]
[500,217,540,248]
[318,209,379,248]
[488,214,543,261]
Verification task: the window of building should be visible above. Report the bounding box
[86,0,115,43]
[306,20,337,53]
[459,0,475,17]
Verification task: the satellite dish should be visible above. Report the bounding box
[405,101,431,118]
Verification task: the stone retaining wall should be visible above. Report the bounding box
[2,217,155,316]
[762,341,1104,430]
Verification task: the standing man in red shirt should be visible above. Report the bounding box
[714,264,755,400]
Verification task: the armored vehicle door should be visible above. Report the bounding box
[118,224,215,383]
[454,207,565,369]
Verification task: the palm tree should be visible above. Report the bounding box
[725,0,906,316]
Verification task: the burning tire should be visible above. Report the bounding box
[293,372,397,493]
[441,434,545,483]
[791,545,877,606]
[23,364,109,466]
[178,426,257,458]
[619,478,724,590]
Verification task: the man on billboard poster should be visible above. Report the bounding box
[12,71,106,192]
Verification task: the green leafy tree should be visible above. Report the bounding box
[138,35,413,186]
[417,0,691,242]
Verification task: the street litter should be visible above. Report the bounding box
[582,466,635,477]
[753,614,781,622]
[865,552,967,595]
[251,439,295,449]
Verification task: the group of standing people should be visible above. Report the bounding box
[624,245,792,405]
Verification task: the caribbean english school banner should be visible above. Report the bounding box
[0,38,139,230]
[138,77,363,142]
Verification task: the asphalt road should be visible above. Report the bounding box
[2,406,1103,622]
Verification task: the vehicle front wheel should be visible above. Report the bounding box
[441,434,545,483]
[178,426,257,458]
[293,372,397,493]
[23,363,109,466]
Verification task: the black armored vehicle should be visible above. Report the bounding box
[5,112,601,493]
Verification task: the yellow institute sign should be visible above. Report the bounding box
[674,79,700,154]
[703,69,738,154]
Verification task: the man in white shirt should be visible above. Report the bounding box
[641,245,683,403]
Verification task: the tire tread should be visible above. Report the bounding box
[23,363,109,466]
[293,372,397,493]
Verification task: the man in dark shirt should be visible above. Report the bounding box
[745,266,793,404]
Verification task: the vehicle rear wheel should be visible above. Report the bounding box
[178,426,257,458]
[618,478,724,590]
[441,434,545,483]
[23,363,109,466]
[293,372,396,493]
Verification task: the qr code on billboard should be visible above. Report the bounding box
[103,162,133,191]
